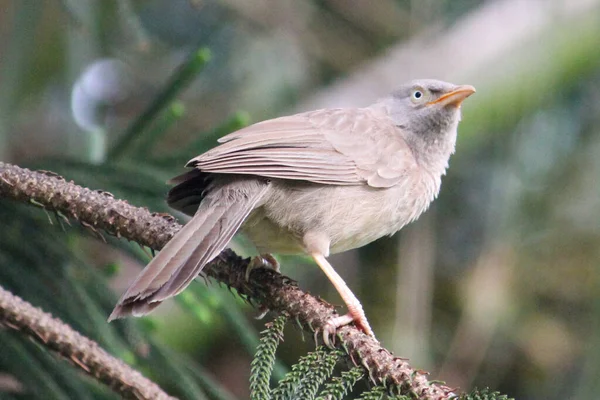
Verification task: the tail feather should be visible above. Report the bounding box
[145,203,228,297]
[151,202,236,300]
[156,195,259,300]
[167,169,211,216]
[109,178,268,321]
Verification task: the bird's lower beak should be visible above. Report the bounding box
[428,84,476,107]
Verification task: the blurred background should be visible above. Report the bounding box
[0,0,599,399]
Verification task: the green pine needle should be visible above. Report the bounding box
[461,388,514,400]
[356,385,387,400]
[271,352,309,400]
[316,366,364,400]
[292,347,341,399]
[133,100,186,158]
[108,47,211,160]
[250,314,287,400]
[271,347,340,400]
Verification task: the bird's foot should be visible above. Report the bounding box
[245,253,280,281]
[246,254,280,320]
[322,312,376,348]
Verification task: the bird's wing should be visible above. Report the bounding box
[188,108,417,188]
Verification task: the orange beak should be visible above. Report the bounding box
[427,84,476,107]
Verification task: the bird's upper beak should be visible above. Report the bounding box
[427,84,476,108]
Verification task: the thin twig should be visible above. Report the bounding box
[0,162,456,399]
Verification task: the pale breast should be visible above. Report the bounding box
[241,172,438,255]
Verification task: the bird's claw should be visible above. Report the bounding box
[322,314,354,348]
[245,253,280,281]
[246,254,279,319]
[321,313,376,348]
[254,305,269,320]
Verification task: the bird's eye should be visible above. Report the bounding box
[410,87,428,104]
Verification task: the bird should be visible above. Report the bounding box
[109,79,475,341]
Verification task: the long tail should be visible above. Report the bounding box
[109,178,268,321]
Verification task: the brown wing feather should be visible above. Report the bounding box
[189,108,417,188]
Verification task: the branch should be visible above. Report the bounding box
[0,162,456,399]
[0,285,176,400]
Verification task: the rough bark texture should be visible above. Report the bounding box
[0,162,456,399]
[0,285,176,400]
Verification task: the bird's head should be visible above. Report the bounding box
[385,79,475,148]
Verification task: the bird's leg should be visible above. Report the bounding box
[246,253,280,281]
[311,253,375,346]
